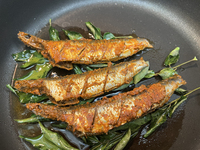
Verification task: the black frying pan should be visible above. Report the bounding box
[1,0,200,149]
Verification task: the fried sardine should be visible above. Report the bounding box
[26,74,186,136]
[15,58,148,105]
[18,32,153,70]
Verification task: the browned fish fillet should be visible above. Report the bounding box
[26,74,186,136]
[18,31,153,70]
[14,58,148,105]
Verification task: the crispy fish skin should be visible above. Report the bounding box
[26,74,186,136]
[14,58,148,105]
[18,32,153,70]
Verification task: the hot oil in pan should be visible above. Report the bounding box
[10,24,184,150]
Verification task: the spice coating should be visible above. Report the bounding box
[14,58,148,105]
[26,74,186,136]
[18,32,153,70]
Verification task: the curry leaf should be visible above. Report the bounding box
[74,64,83,74]
[114,128,131,150]
[16,62,53,80]
[20,122,78,150]
[12,50,48,68]
[168,96,188,118]
[164,47,180,66]
[103,32,133,40]
[103,32,115,40]
[91,132,124,150]
[20,134,60,150]
[63,29,84,40]
[144,70,155,78]
[49,19,60,41]
[89,63,109,68]
[144,108,168,138]
[15,114,50,123]
[175,88,187,95]
[86,22,102,40]
[111,114,151,133]
[85,135,100,146]
[51,122,68,129]
[77,98,95,105]
[39,122,78,150]
[158,67,177,80]
[112,80,134,91]
[82,65,93,71]
[133,61,150,84]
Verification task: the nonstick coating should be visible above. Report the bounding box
[1,0,200,149]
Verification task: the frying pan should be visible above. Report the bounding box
[1,0,200,149]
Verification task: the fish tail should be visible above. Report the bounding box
[26,103,74,123]
[18,32,47,50]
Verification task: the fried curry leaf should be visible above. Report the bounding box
[15,114,50,123]
[20,122,78,150]
[16,62,53,80]
[144,108,168,138]
[49,19,60,41]
[16,91,48,104]
[40,122,78,149]
[86,22,102,40]
[12,50,48,68]
[74,64,83,74]
[94,115,151,150]
[77,98,95,105]
[89,63,109,68]
[103,32,115,40]
[63,29,84,40]
[133,61,150,84]
[6,84,48,103]
[51,122,68,129]
[85,135,100,146]
[144,70,155,78]
[158,67,177,80]
[20,134,60,150]
[114,128,131,150]
[164,47,180,66]
[168,96,188,118]
[113,80,134,91]
[103,32,133,40]
[90,132,125,150]
[111,114,151,133]
[175,88,187,95]
[82,65,93,71]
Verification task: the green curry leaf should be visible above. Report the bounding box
[144,70,155,78]
[114,128,131,150]
[49,19,60,41]
[164,47,180,66]
[20,122,78,150]
[86,22,102,40]
[144,108,168,138]
[158,67,177,80]
[133,61,150,84]
[16,62,53,80]
[103,32,115,40]
[175,88,187,95]
[103,32,133,40]
[15,114,50,123]
[168,96,188,118]
[12,50,49,68]
[63,29,84,40]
